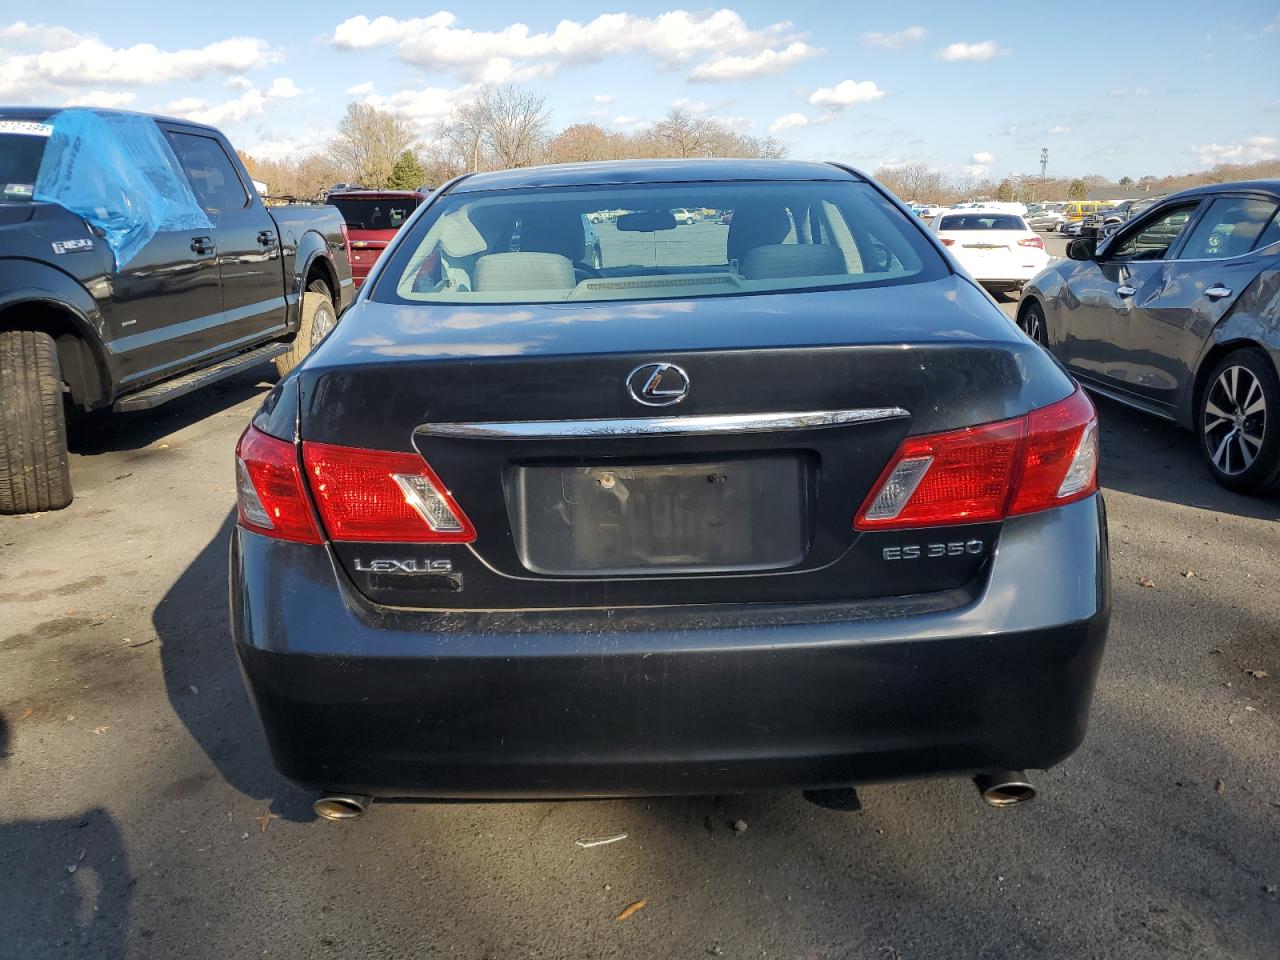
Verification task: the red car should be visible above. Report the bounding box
[325,190,425,287]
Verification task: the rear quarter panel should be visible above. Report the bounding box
[1188,258,1280,423]
[267,205,354,321]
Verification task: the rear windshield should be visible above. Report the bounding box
[329,196,421,231]
[0,121,52,201]
[938,214,1026,231]
[372,179,947,305]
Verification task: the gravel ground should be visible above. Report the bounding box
[2,237,1278,958]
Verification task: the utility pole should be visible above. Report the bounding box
[1040,147,1049,179]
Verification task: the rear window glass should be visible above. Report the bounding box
[0,121,52,201]
[372,179,947,305]
[330,196,422,231]
[938,214,1026,231]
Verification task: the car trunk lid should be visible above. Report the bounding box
[297,280,1070,609]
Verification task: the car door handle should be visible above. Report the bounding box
[257,230,277,246]
[1204,284,1232,300]
[1116,284,1137,298]
[190,236,216,255]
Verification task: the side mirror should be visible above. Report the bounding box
[1066,237,1097,261]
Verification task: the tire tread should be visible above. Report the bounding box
[0,328,73,514]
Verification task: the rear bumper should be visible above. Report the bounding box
[230,496,1110,798]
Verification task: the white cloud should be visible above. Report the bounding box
[241,128,331,162]
[863,26,925,50]
[1048,124,1071,135]
[768,112,809,134]
[266,77,304,99]
[63,89,136,108]
[1191,137,1279,165]
[971,151,995,164]
[592,93,615,104]
[1264,13,1280,33]
[672,97,713,113]
[611,114,641,126]
[0,24,277,96]
[360,84,476,125]
[345,80,375,96]
[332,11,819,84]
[808,80,886,110]
[1109,85,1151,97]
[962,163,989,178]
[707,114,755,130]
[226,75,254,90]
[937,40,1007,62]
[0,21,82,48]
[167,77,306,127]
[689,41,819,82]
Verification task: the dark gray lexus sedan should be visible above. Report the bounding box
[230,159,1110,819]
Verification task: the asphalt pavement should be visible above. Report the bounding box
[1,233,1278,958]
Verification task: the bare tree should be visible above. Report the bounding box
[437,85,551,171]
[481,85,552,168]
[329,103,419,188]
[548,123,625,164]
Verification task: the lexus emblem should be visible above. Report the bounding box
[626,362,690,406]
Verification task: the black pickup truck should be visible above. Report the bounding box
[0,107,353,514]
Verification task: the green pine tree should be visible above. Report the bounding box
[386,150,425,190]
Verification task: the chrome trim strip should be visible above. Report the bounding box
[416,408,910,439]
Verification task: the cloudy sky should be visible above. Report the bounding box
[2,2,1278,180]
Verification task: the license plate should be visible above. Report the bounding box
[509,455,809,575]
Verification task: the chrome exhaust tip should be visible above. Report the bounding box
[313,794,373,821]
[973,772,1037,808]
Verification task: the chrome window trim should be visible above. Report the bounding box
[416,408,910,440]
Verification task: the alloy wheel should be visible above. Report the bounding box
[1203,365,1267,476]
[1022,308,1046,345]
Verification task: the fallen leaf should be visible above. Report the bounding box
[616,899,647,922]
[1182,570,1196,578]
[20,707,33,721]
[66,864,77,874]
[1216,779,1226,797]
[1137,577,1156,588]
[91,726,109,735]
[1245,669,1270,679]
[256,810,279,833]
[188,685,199,696]
[733,819,748,833]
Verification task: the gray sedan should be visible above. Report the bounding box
[1018,181,1280,494]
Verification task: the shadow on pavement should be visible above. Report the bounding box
[1095,395,1280,521]
[151,511,315,823]
[67,366,275,457]
[0,712,135,957]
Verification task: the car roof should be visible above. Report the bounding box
[0,104,224,136]
[327,190,424,199]
[450,158,863,193]
[1164,180,1280,202]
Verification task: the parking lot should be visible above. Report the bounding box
[1,233,1278,959]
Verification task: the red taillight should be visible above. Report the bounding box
[1018,235,1045,250]
[855,387,1098,530]
[235,425,324,544]
[940,238,955,247]
[339,222,352,263]
[1009,388,1098,516]
[301,441,476,543]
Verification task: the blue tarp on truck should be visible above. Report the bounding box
[33,109,211,268]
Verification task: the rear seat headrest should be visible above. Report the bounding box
[741,244,845,280]
[474,252,576,292]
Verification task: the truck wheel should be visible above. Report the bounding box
[274,280,338,378]
[0,329,73,514]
